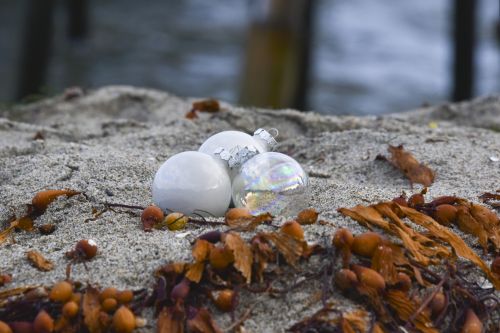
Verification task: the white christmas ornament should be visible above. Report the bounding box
[152,151,232,217]
[232,152,309,216]
[199,130,268,157]
[199,129,278,179]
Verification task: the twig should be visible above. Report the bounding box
[189,218,226,226]
[223,302,257,332]
[406,274,447,326]
[104,202,145,210]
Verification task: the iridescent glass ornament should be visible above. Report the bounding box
[232,152,309,216]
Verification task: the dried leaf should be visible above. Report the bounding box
[400,205,500,289]
[251,235,275,282]
[383,145,435,187]
[186,99,221,119]
[82,286,104,333]
[339,318,356,333]
[16,216,34,231]
[342,310,369,333]
[226,211,273,231]
[371,323,385,333]
[0,225,15,244]
[192,99,220,113]
[187,308,222,333]
[157,306,185,333]
[32,189,81,214]
[296,208,319,225]
[455,206,489,252]
[371,245,398,285]
[339,203,450,266]
[479,192,500,203]
[223,232,253,283]
[39,224,56,235]
[185,262,205,283]
[469,203,500,250]
[386,290,438,333]
[185,110,198,119]
[0,286,37,301]
[26,250,54,271]
[0,274,12,287]
[192,239,212,262]
[260,232,305,267]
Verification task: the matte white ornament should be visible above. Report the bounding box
[199,130,267,157]
[199,129,278,179]
[152,151,232,217]
[232,152,309,216]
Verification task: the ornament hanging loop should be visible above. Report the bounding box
[254,128,278,151]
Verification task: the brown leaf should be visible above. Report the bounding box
[371,245,398,285]
[251,235,275,282]
[479,192,500,203]
[186,99,221,119]
[339,318,356,333]
[184,239,214,283]
[185,110,198,119]
[225,210,273,231]
[339,203,450,266]
[157,306,185,333]
[342,310,369,333]
[16,216,34,231]
[400,205,500,289]
[187,308,222,333]
[371,323,385,333]
[0,225,15,244]
[185,262,205,283]
[82,287,104,333]
[469,203,500,250]
[386,290,438,333]
[0,286,37,302]
[54,316,77,333]
[384,145,435,187]
[39,224,56,235]
[192,239,213,262]
[26,250,54,271]
[192,99,220,113]
[0,274,12,287]
[260,232,305,267]
[455,206,489,252]
[222,232,253,283]
[296,208,319,225]
[32,189,81,214]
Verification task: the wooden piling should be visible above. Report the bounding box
[16,0,55,100]
[66,0,89,39]
[239,0,316,110]
[451,0,477,102]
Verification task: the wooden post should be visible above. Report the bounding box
[16,0,55,100]
[66,0,89,39]
[451,0,477,101]
[239,0,316,110]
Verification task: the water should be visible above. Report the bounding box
[0,0,498,115]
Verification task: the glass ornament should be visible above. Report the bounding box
[152,151,232,217]
[232,152,309,216]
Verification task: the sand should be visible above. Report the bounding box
[1,86,500,332]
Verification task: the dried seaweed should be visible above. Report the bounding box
[26,250,54,271]
[377,145,435,187]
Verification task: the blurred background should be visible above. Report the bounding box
[0,0,499,115]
